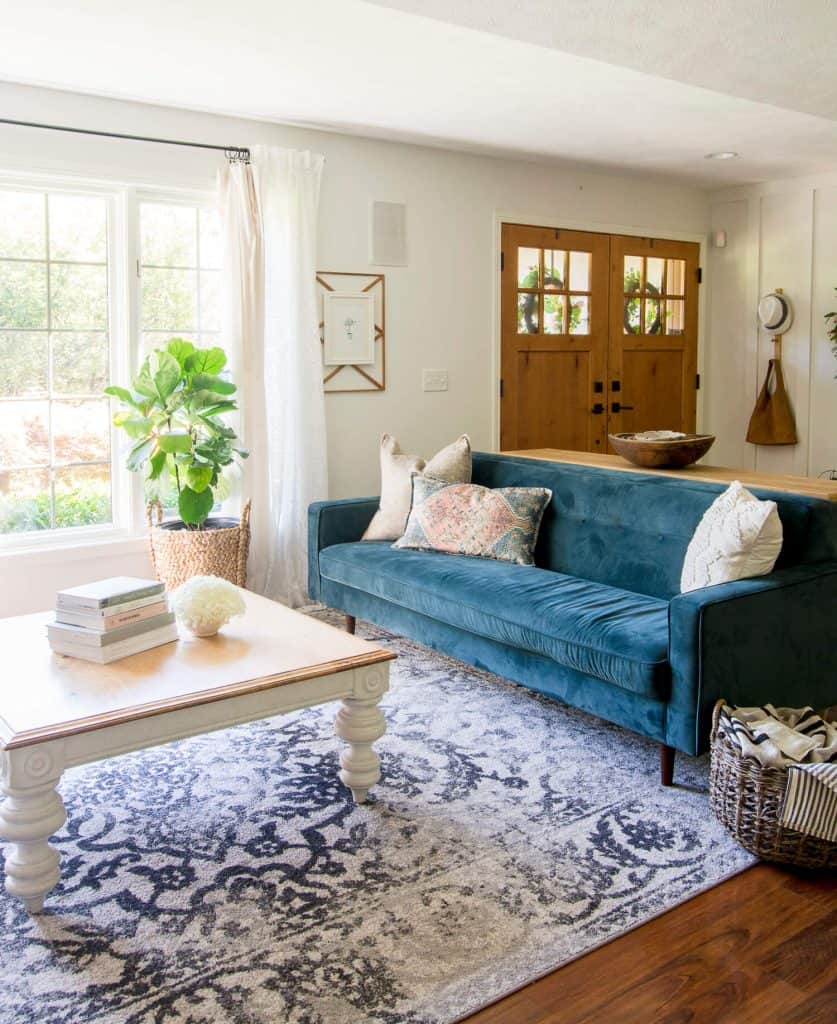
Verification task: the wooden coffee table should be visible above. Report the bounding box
[0,591,394,913]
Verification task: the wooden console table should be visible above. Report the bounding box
[504,449,837,503]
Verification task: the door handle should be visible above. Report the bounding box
[591,403,604,414]
[611,402,634,413]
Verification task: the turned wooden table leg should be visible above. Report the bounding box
[345,614,356,635]
[0,742,67,913]
[335,665,388,803]
[660,743,676,787]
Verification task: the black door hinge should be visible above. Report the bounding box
[499,378,504,398]
[593,380,603,393]
[611,380,621,392]
[696,373,701,390]
[697,266,703,284]
[500,251,505,271]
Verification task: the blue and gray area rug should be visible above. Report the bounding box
[0,610,753,1024]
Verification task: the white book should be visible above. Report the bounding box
[48,612,176,647]
[49,623,179,664]
[55,594,167,628]
[56,577,164,613]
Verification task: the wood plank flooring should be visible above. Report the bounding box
[465,864,836,1024]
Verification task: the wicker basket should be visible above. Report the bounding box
[709,699,837,869]
[147,500,251,593]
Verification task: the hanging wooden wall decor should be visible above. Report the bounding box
[317,271,386,392]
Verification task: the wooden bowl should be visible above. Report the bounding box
[608,432,716,469]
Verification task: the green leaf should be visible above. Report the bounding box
[184,463,213,493]
[201,401,238,418]
[199,416,236,439]
[157,431,193,454]
[178,485,214,526]
[185,347,226,376]
[149,350,182,403]
[190,373,236,395]
[113,413,153,439]
[104,385,137,406]
[132,370,158,399]
[148,449,167,480]
[126,437,154,472]
[166,337,196,367]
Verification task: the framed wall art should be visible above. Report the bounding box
[317,271,385,392]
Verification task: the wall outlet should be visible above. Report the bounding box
[422,369,449,392]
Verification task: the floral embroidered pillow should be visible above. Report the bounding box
[393,475,552,566]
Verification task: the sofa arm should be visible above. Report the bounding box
[667,561,837,755]
[307,498,379,601]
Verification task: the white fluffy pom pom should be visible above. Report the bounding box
[170,575,246,637]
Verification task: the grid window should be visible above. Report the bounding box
[0,188,112,535]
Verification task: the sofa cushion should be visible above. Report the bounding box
[319,542,671,699]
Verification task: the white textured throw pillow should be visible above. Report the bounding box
[680,481,783,593]
[362,433,472,541]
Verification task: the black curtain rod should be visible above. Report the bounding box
[0,118,250,162]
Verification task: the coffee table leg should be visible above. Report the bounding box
[0,743,67,913]
[335,691,386,804]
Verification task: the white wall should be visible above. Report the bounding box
[0,82,708,614]
[706,174,837,478]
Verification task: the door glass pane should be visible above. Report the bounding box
[0,261,47,329]
[48,194,107,262]
[0,332,48,396]
[623,255,642,293]
[0,468,50,533]
[543,250,566,289]
[54,465,111,528]
[52,399,110,465]
[623,295,641,334]
[666,259,686,296]
[646,257,664,294]
[52,332,109,395]
[645,297,662,334]
[0,191,45,259]
[0,400,49,467]
[543,294,565,334]
[666,299,686,335]
[569,251,590,292]
[517,248,539,288]
[50,264,108,329]
[569,296,590,335]
[517,292,538,333]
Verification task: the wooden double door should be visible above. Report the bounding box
[500,223,700,452]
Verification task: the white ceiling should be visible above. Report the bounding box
[1,0,837,187]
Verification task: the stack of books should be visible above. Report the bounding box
[48,577,178,664]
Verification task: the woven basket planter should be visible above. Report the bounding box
[147,500,251,593]
[709,699,837,870]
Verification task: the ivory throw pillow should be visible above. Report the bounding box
[362,434,472,541]
[680,481,783,593]
[393,475,552,566]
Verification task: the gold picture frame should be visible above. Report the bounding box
[317,271,385,392]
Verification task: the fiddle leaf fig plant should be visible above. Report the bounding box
[105,338,248,529]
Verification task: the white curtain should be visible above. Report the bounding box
[217,147,327,606]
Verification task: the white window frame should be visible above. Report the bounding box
[0,174,218,556]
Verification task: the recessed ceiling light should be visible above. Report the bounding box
[704,151,739,160]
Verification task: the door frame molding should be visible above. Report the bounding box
[490,211,708,451]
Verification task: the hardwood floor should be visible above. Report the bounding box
[465,864,836,1024]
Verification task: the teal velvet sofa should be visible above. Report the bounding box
[308,452,837,784]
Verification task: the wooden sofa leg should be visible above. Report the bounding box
[345,614,356,635]
[660,744,675,787]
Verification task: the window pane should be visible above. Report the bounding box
[517,247,539,288]
[543,294,565,334]
[52,400,110,465]
[518,293,538,333]
[0,261,47,329]
[569,251,590,292]
[666,299,686,335]
[0,400,49,467]
[142,268,197,330]
[0,468,50,533]
[141,203,197,266]
[199,270,221,332]
[0,191,45,259]
[624,255,642,293]
[199,208,222,269]
[54,465,111,528]
[666,259,686,296]
[646,257,664,294]
[623,295,640,334]
[48,194,107,262]
[51,264,108,329]
[569,296,590,335]
[0,332,48,397]
[543,250,566,289]
[645,297,662,334]
[52,332,109,395]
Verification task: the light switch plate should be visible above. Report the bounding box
[422,369,449,392]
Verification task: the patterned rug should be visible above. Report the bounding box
[0,611,754,1024]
